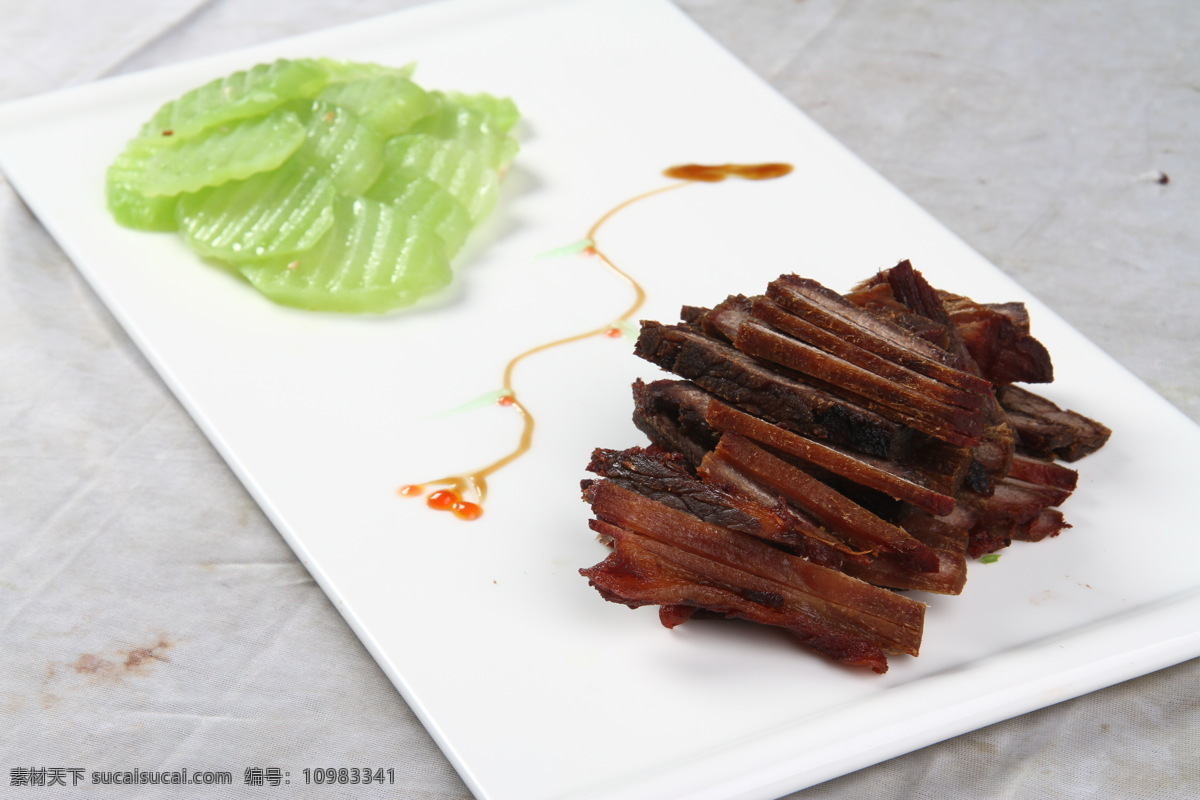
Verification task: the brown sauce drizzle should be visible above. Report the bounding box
[399,163,793,520]
[663,162,793,182]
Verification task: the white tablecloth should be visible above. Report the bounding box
[2,1,1196,798]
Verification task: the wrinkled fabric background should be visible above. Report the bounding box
[2,1,1197,798]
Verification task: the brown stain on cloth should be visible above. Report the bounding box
[32,636,175,710]
[72,637,174,680]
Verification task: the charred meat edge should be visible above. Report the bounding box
[635,321,909,459]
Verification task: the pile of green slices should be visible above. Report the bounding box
[106,58,519,313]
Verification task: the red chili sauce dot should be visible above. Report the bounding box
[497,394,515,407]
[426,489,459,511]
[603,327,622,338]
[451,501,483,521]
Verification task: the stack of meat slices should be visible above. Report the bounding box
[579,260,1110,673]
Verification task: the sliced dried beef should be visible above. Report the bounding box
[630,378,718,467]
[705,433,940,574]
[940,292,1054,384]
[582,260,1110,673]
[635,321,909,458]
[996,384,1112,461]
[703,396,956,516]
[580,481,927,672]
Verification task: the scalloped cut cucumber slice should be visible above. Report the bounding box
[430,90,521,135]
[106,138,180,231]
[176,165,336,263]
[318,58,415,84]
[409,101,518,170]
[382,134,499,222]
[317,75,434,138]
[106,57,519,314]
[140,58,328,141]
[239,197,450,313]
[366,169,472,255]
[136,109,306,197]
[293,101,384,196]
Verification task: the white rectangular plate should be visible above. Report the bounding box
[2,1,1198,798]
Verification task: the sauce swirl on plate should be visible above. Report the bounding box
[399,163,792,519]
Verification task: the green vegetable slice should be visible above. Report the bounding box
[106,57,519,314]
[139,58,328,141]
[238,196,450,313]
[292,101,385,196]
[437,90,521,135]
[318,58,415,84]
[382,133,499,222]
[366,169,472,255]
[134,109,307,197]
[317,74,434,138]
[106,138,179,231]
[176,165,336,263]
[411,95,519,168]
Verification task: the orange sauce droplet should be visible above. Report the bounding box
[452,501,484,521]
[426,489,459,511]
[402,163,792,520]
[397,484,423,497]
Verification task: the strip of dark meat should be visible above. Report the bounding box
[1010,508,1070,543]
[1006,453,1079,491]
[585,446,802,550]
[630,378,718,468]
[897,434,975,496]
[859,261,958,343]
[996,384,1112,462]
[682,295,748,342]
[707,433,941,573]
[732,319,984,447]
[629,377,961,517]
[583,261,1111,671]
[699,295,992,455]
[693,451,855,569]
[703,397,956,516]
[706,283,989,452]
[635,320,909,458]
[955,474,1075,556]
[749,295,987,412]
[768,273,990,393]
[984,476,1074,518]
[587,441,853,568]
[853,262,1018,490]
[962,508,1072,557]
[940,292,1054,384]
[841,507,969,595]
[851,261,974,371]
[581,520,894,672]
[582,482,925,657]
[845,280,949,345]
[583,481,926,644]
